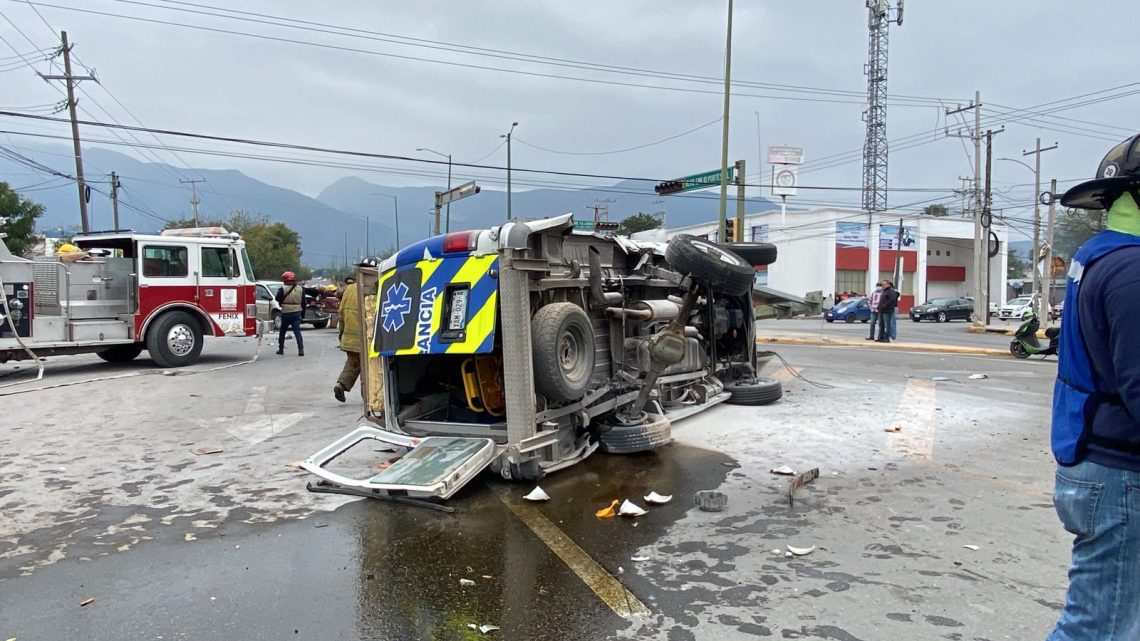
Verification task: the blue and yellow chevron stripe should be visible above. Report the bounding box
[371,253,499,357]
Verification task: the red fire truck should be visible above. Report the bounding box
[0,227,260,367]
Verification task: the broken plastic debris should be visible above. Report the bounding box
[968,374,988,380]
[787,545,816,556]
[481,575,493,580]
[523,486,550,502]
[962,544,980,551]
[468,624,477,631]
[459,579,476,587]
[771,549,782,555]
[192,447,223,456]
[619,499,647,517]
[694,490,728,512]
[479,625,500,634]
[884,425,902,433]
[770,465,796,475]
[631,556,649,562]
[285,460,302,470]
[595,499,619,518]
[643,491,672,504]
[79,598,94,607]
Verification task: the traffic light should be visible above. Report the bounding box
[724,218,735,243]
[654,179,684,195]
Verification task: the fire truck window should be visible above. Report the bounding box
[201,247,236,278]
[142,245,188,277]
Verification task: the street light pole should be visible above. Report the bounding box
[374,193,400,249]
[501,122,518,221]
[417,148,452,234]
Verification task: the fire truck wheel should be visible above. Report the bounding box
[724,377,783,406]
[532,302,595,403]
[665,235,754,296]
[97,344,144,363]
[146,310,204,368]
[599,412,672,454]
[310,319,330,330]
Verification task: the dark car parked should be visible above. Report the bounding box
[824,296,872,323]
[910,297,973,323]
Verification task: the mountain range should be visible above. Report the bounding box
[3,142,780,266]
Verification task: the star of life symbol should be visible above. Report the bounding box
[382,282,413,332]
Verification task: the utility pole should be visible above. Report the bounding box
[754,111,762,199]
[109,171,121,230]
[983,129,1003,326]
[1022,138,1058,317]
[40,32,97,233]
[653,199,667,229]
[1043,178,1058,326]
[502,122,518,221]
[946,91,984,322]
[180,178,205,226]
[716,0,734,244]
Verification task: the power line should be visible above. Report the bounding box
[514,118,722,156]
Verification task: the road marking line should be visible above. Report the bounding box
[497,491,650,619]
[887,378,937,459]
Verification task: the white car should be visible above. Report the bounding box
[999,296,1035,321]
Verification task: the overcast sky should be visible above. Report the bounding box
[1,0,1137,226]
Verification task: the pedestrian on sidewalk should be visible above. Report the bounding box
[1045,134,1140,641]
[876,280,899,342]
[333,258,377,402]
[275,271,305,356]
[866,283,884,341]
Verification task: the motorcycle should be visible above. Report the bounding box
[1010,311,1059,359]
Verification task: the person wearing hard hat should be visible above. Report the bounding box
[1046,134,1140,641]
[275,271,305,356]
[333,258,377,402]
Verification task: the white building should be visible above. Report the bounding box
[633,207,1010,313]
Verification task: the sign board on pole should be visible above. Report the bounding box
[683,167,735,190]
[771,166,799,197]
[437,181,481,207]
[767,146,804,165]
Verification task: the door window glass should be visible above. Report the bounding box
[142,245,189,277]
[202,246,236,278]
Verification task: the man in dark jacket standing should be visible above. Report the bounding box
[876,280,899,342]
[1045,135,1140,641]
[275,271,305,356]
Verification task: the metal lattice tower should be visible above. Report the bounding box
[861,0,903,215]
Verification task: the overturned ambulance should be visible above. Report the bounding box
[302,214,779,503]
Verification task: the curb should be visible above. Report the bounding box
[966,325,1051,339]
[757,335,1010,358]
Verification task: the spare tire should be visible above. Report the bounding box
[665,235,754,295]
[532,302,595,403]
[724,377,783,406]
[724,242,778,266]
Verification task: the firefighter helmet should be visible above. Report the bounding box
[1062,133,1140,210]
[57,243,81,254]
[281,271,296,281]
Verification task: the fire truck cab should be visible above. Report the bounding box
[0,227,259,368]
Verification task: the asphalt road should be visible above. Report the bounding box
[759,316,1035,349]
[0,330,1069,640]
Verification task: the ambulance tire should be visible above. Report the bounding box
[97,343,144,363]
[665,235,754,296]
[599,413,672,454]
[146,310,204,368]
[532,303,595,403]
[725,377,783,406]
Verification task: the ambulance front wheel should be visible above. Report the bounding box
[147,310,204,368]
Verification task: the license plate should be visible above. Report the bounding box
[448,289,468,330]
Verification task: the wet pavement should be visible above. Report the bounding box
[1,332,1070,640]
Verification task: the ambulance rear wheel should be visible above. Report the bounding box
[147,311,203,368]
[97,344,144,363]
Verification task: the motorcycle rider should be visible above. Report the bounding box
[1047,134,1140,641]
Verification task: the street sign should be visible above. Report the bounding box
[771,165,799,197]
[437,180,480,207]
[767,146,804,165]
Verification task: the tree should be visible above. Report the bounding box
[1007,247,1031,279]
[162,211,305,281]
[922,204,950,217]
[0,182,45,255]
[1052,208,1107,260]
[615,212,661,236]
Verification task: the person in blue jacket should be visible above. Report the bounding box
[1047,134,1140,641]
